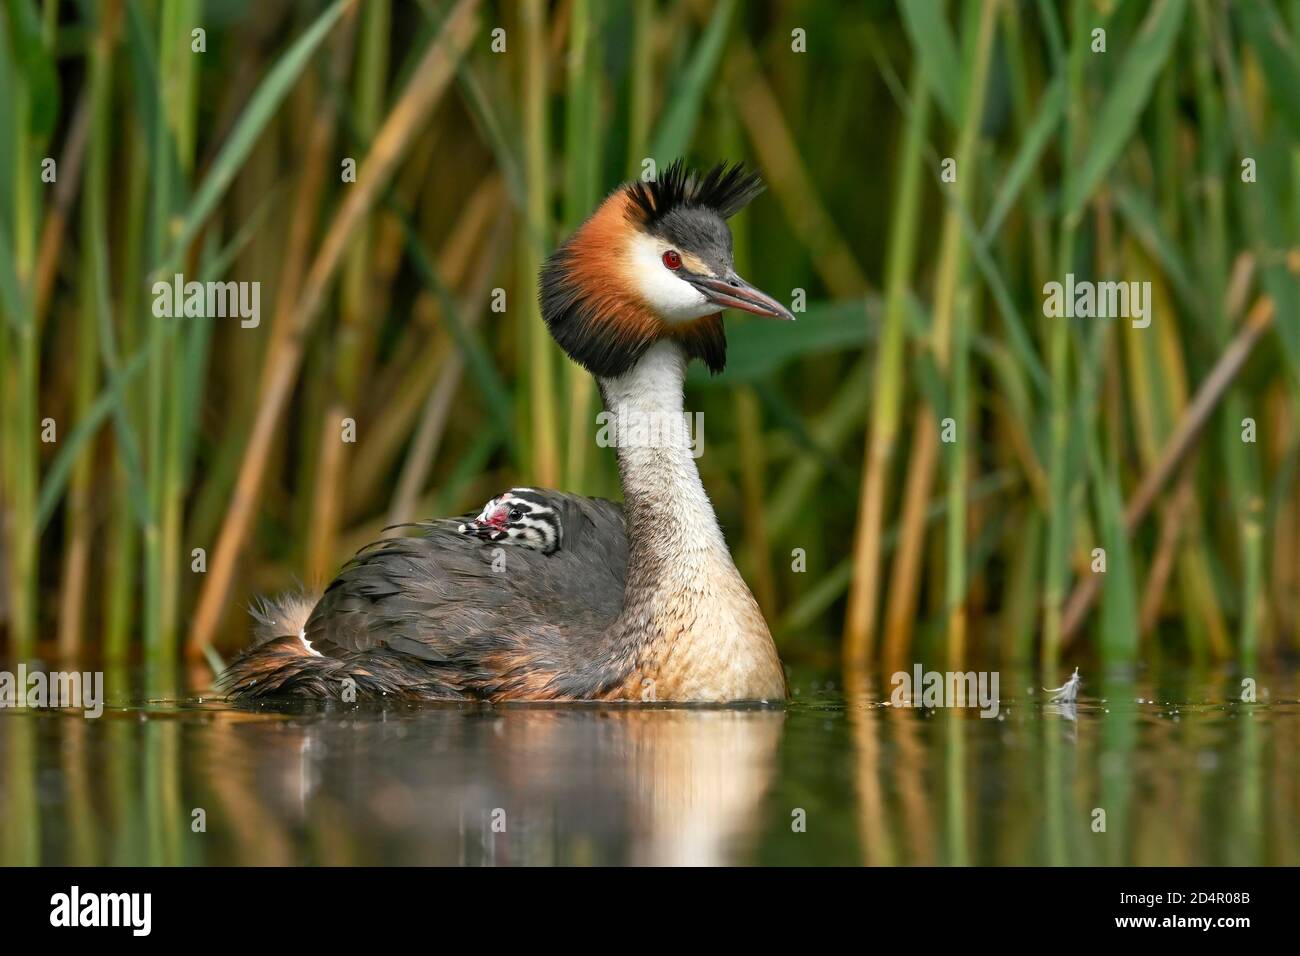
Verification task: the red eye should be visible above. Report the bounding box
[662,249,682,270]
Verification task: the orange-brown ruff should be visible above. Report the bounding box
[541,189,728,378]
[221,161,787,703]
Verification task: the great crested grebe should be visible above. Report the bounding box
[221,160,792,703]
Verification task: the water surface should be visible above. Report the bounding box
[1,666,1296,865]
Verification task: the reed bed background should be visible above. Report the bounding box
[0,0,1298,687]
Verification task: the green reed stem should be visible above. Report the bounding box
[940,0,998,663]
[562,0,601,495]
[842,62,929,666]
[7,55,39,660]
[1042,0,1087,674]
[521,0,559,487]
[105,124,150,662]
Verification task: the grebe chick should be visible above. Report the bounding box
[458,488,563,554]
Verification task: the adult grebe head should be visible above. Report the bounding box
[538,160,795,379]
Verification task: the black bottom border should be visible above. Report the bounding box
[0,865,1282,941]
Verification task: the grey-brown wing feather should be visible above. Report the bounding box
[302,492,627,677]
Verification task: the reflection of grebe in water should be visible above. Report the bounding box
[199,707,784,865]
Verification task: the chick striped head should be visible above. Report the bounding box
[458,489,562,555]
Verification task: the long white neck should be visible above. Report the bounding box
[600,342,728,562]
[595,341,784,702]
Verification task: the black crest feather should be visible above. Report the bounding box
[626,160,765,224]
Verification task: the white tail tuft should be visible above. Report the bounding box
[248,592,319,646]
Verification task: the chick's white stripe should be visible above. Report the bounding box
[513,513,559,550]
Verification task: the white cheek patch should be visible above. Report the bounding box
[627,232,719,324]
